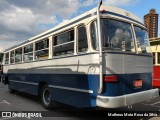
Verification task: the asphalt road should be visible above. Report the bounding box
[0,82,160,120]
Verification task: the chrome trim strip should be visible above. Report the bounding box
[49,85,93,94]
[96,89,159,108]
[9,80,38,85]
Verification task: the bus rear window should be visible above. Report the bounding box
[102,19,134,52]
[134,26,151,54]
[91,19,135,52]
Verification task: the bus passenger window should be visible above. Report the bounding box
[0,53,3,63]
[24,44,33,62]
[15,48,22,63]
[35,39,49,60]
[158,53,160,64]
[5,53,9,65]
[91,21,99,50]
[10,51,15,64]
[153,52,155,65]
[53,29,74,56]
[78,26,88,53]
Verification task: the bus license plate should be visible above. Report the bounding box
[133,80,142,88]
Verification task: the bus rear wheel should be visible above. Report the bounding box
[41,85,53,109]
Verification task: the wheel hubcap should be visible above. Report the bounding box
[43,88,51,105]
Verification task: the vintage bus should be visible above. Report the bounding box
[151,42,160,89]
[1,4,159,109]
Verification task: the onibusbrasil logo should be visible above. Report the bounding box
[2,112,42,118]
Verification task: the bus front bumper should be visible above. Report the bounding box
[96,89,159,108]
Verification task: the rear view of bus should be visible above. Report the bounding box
[1,3,159,109]
[95,5,159,108]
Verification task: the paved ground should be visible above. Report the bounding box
[0,82,160,120]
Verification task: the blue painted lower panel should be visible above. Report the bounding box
[101,73,152,96]
[7,72,152,108]
[8,73,99,108]
[10,81,38,95]
[51,88,96,108]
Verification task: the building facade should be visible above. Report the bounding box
[144,9,159,39]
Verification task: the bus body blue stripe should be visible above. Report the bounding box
[7,72,152,108]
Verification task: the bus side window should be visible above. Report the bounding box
[53,29,74,56]
[15,48,22,63]
[24,44,33,62]
[153,52,155,65]
[158,52,160,64]
[10,51,15,64]
[77,25,88,53]
[35,39,49,60]
[91,21,99,50]
[5,53,9,65]
[0,53,3,64]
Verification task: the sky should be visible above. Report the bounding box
[0,0,159,52]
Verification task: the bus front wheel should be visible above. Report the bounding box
[8,82,15,94]
[41,85,53,109]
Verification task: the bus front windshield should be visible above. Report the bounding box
[91,19,151,54]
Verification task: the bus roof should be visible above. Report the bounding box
[4,5,144,52]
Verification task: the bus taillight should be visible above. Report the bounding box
[103,75,118,83]
[101,9,106,14]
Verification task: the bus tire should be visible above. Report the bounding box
[41,85,53,109]
[8,82,15,94]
